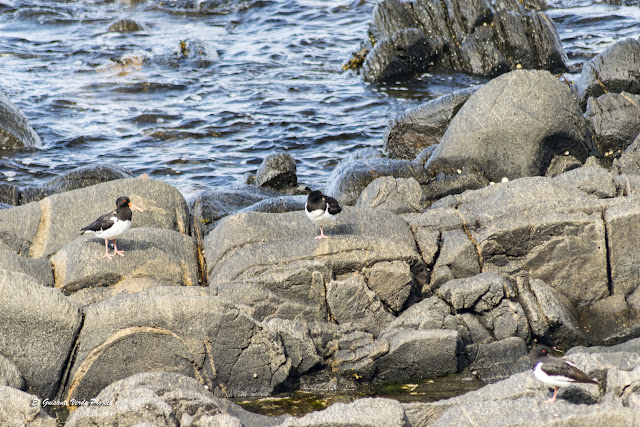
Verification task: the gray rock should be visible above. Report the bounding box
[331,331,389,378]
[63,287,291,400]
[51,227,199,295]
[0,182,20,206]
[585,92,640,156]
[279,397,408,427]
[0,270,82,398]
[422,165,490,204]
[0,177,189,258]
[363,260,413,312]
[426,70,595,183]
[430,229,481,289]
[436,272,505,313]
[374,329,458,382]
[0,91,42,149]
[384,88,477,160]
[612,133,640,176]
[326,274,395,336]
[467,337,529,382]
[238,195,307,214]
[383,296,455,332]
[0,250,53,286]
[20,164,133,204]
[605,200,640,297]
[205,209,423,323]
[574,38,640,109]
[327,158,427,206]
[0,386,56,427]
[553,166,617,198]
[255,153,297,190]
[108,18,146,32]
[65,372,282,427]
[0,354,25,389]
[355,177,423,214]
[266,319,322,376]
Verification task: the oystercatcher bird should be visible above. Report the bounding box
[530,345,598,403]
[305,190,342,239]
[81,196,143,259]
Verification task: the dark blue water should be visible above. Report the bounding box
[0,0,638,199]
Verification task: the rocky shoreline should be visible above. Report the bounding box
[2,5,640,425]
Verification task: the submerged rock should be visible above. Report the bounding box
[0,91,42,149]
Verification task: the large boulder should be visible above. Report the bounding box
[574,38,640,109]
[0,91,42,149]
[0,250,53,286]
[255,153,298,190]
[584,92,640,156]
[0,386,56,427]
[357,0,568,82]
[355,176,424,214]
[426,70,596,183]
[0,270,82,398]
[0,177,189,258]
[62,287,291,401]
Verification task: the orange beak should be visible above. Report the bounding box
[129,202,143,212]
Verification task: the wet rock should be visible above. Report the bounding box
[205,209,423,324]
[65,372,282,427]
[363,260,414,312]
[20,164,134,204]
[0,270,82,398]
[553,166,617,198]
[255,153,297,190]
[358,0,567,82]
[326,274,395,336]
[0,91,42,149]
[355,176,424,214]
[414,145,437,167]
[108,18,146,32]
[384,88,477,160]
[0,354,24,389]
[0,386,56,427]
[374,328,458,382]
[331,331,389,377]
[0,182,20,205]
[63,287,291,400]
[585,92,640,156]
[52,227,199,296]
[327,158,427,206]
[574,38,640,109]
[612,133,640,176]
[426,70,595,183]
[0,250,53,286]
[279,397,408,427]
[0,177,189,258]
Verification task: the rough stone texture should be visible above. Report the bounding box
[426,70,595,183]
[205,208,423,323]
[612,133,640,176]
[108,18,146,32]
[237,195,307,215]
[255,153,297,190]
[467,337,529,382]
[358,0,568,82]
[364,260,413,312]
[436,272,505,313]
[0,386,56,427]
[355,176,424,214]
[279,397,408,427]
[63,287,291,400]
[52,227,199,294]
[430,229,481,290]
[326,274,395,336]
[422,165,491,204]
[0,354,25,389]
[605,200,640,297]
[0,91,42,149]
[265,319,322,376]
[0,177,189,258]
[373,329,458,382]
[0,250,53,286]
[574,38,640,108]
[553,166,617,198]
[20,164,133,204]
[585,92,640,156]
[384,88,477,160]
[326,158,428,206]
[65,372,282,427]
[0,270,82,398]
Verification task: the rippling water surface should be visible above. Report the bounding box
[0,0,638,198]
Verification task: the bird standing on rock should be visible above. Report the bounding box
[305,190,342,239]
[530,345,598,403]
[80,196,143,259]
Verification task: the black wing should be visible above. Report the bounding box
[541,357,597,384]
[324,196,342,215]
[80,210,116,233]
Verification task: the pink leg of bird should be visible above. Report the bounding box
[545,387,559,403]
[113,239,125,256]
[102,239,113,259]
[315,226,327,239]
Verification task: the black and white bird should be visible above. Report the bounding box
[305,190,342,239]
[80,196,143,259]
[530,345,598,403]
